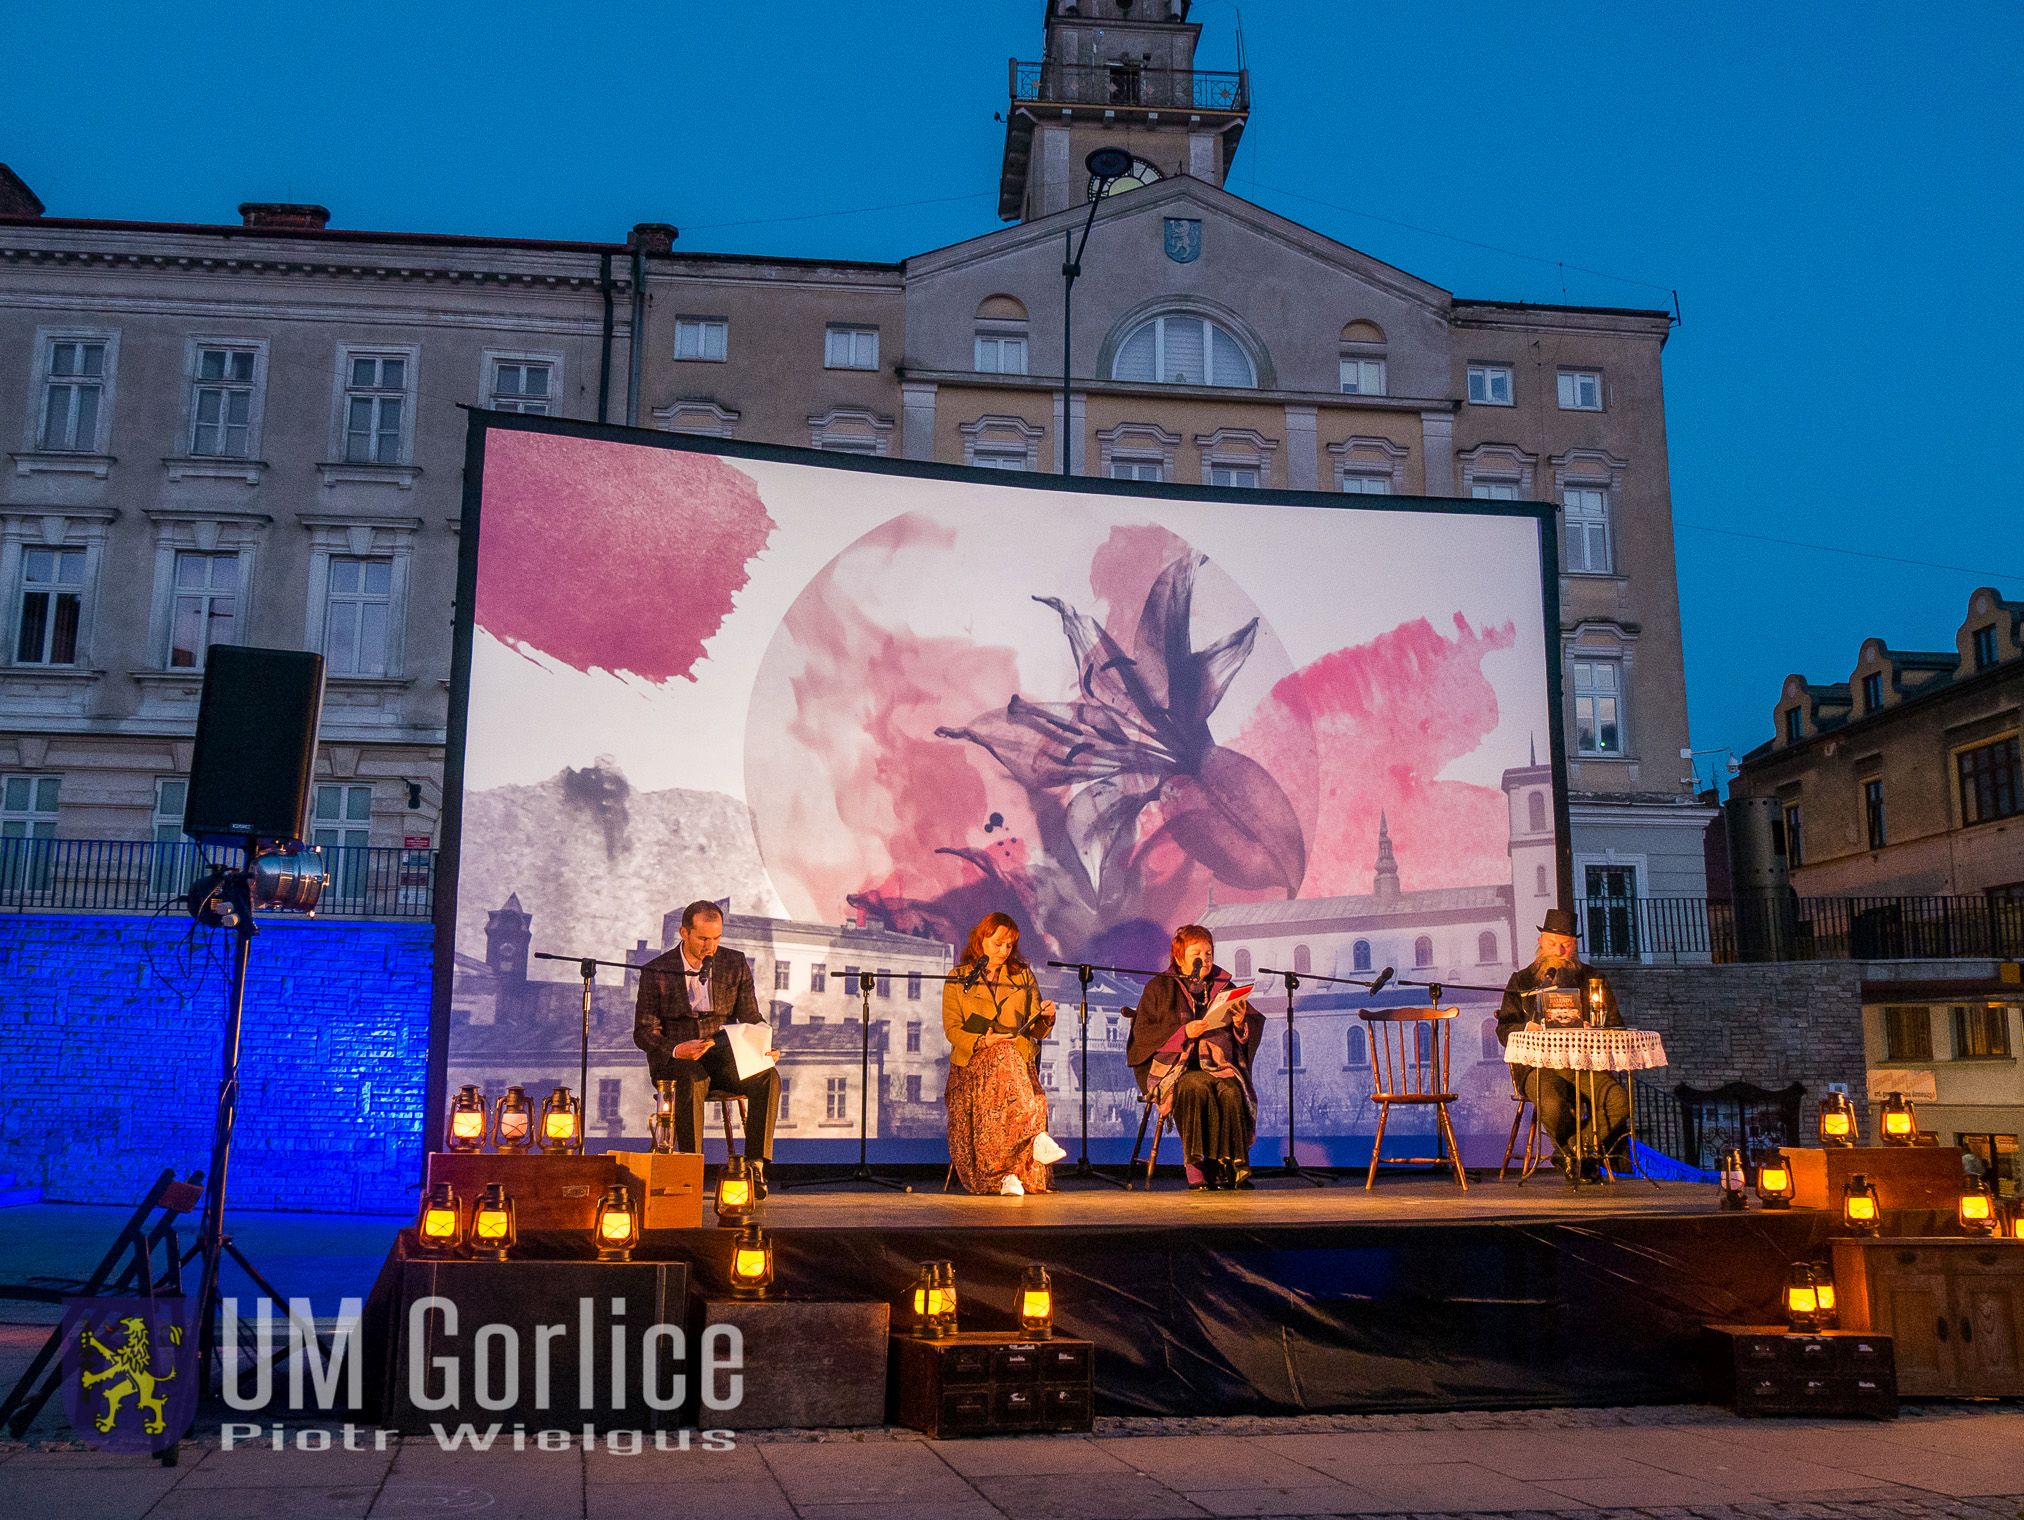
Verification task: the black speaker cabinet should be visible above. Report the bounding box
[183,645,325,843]
[380,1258,692,1432]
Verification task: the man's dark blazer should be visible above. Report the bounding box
[632,945,763,1083]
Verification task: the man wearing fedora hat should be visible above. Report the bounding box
[1496,907,1629,1176]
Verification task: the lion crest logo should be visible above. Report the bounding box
[61,1299,198,1451]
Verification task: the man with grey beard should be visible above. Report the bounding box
[1496,908,1628,1177]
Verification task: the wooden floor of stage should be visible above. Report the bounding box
[755,1171,1730,1230]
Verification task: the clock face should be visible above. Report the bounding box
[1090,156,1163,198]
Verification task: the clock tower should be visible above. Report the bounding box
[998,0,1250,221]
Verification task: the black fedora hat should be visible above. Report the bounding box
[1537,908,1579,938]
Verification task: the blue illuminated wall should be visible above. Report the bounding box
[0,914,432,1213]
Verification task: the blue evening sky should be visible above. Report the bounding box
[4,1,2018,786]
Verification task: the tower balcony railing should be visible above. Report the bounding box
[1010,59,1248,113]
[0,836,435,920]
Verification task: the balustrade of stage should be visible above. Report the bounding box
[1579,892,2024,964]
[0,836,434,920]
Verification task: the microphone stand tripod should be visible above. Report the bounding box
[1255,964,1394,1185]
[531,950,629,1113]
[788,970,911,1193]
[1043,960,1160,1187]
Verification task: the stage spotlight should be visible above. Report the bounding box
[1019,1264,1055,1339]
[1756,1151,1794,1210]
[446,1084,488,1152]
[493,1085,534,1152]
[729,1224,774,1298]
[1718,1148,1747,1210]
[472,1182,518,1261]
[417,1182,463,1258]
[595,1183,640,1261]
[715,1155,756,1225]
[539,1086,583,1155]
[1782,1261,1822,1332]
[1842,1173,1881,1235]
[1879,1092,1917,1145]
[1816,1092,1858,1147]
[1959,1178,1998,1235]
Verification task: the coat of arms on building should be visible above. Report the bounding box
[61,1298,198,1452]
[1163,218,1202,263]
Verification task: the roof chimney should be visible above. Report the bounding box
[0,164,45,218]
[628,221,678,255]
[239,202,331,231]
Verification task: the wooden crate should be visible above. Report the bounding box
[1703,1324,1896,1418]
[891,1332,1093,1438]
[1785,1145,1967,1211]
[424,1152,621,1233]
[700,1298,890,1429]
[613,1152,705,1231]
[1831,1237,2024,1397]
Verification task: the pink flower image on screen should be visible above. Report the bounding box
[475,429,775,682]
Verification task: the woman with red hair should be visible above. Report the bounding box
[942,911,1064,1194]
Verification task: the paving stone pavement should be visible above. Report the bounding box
[1,1403,2019,1520]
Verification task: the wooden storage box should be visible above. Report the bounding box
[1704,1324,1896,1418]
[613,1151,705,1230]
[1785,1145,1967,1211]
[700,1298,890,1429]
[892,1332,1093,1438]
[425,1152,621,1232]
[1830,1237,2024,1397]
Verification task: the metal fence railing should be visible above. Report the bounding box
[1011,59,1248,112]
[0,837,434,920]
[1580,893,2024,964]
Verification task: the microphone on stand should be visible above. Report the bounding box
[1369,965,1394,994]
[961,956,987,989]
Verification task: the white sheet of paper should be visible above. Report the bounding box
[722,1022,776,1081]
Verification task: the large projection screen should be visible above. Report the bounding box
[440,417,1569,1163]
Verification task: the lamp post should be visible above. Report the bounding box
[1061,147,1136,476]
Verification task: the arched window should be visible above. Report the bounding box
[1477,931,1499,963]
[974,294,1029,375]
[1284,1029,1302,1069]
[1528,791,1548,833]
[1338,319,1388,396]
[1112,312,1256,388]
[1293,944,1312,974]
[1482,1018,1501,1060]
[1413,935,1434,968]
[1351,940,1372,972]
[1346,1026,1367,1067]
[1233,948,1252,977]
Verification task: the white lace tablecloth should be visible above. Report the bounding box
[1503,1026,1668,1073]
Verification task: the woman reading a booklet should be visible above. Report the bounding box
[941,911,1065,1195]
[1131,925,1263,1190]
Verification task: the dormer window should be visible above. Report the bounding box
[1785,707,1802,742]
[974,295,1030,374]
[1974,625,1999,670]
[1862,671,1884,712]
[1338,320,1388,396]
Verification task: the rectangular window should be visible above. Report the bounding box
[906,1073,923,1102]
[1952,1004,2012,1059]
[1338,357,1387,395]
[1861,671,1883,712]
[1557,370,1603,410]
[1110,458,1163,482]
[14,547,84,666]
[1974,625,1999,670]
[777,1078,792,1122]
[1778,801,1803,866]
[488,360,552,414]
[322,556,392,677]
[974,335,1028,374]
[824,1076,849,1121]
[876,968,891,998]
[1340,474,1391,495]
[597,1078,623,1123]
[969,447,1028,471]
[1864,777,1886,849]
[906,1019,922,1053]
[343,353,408,463]
[906,971,922,1001]
[1882,1005,1933,1061]
[168,551,240,670]
[1785,707,1802,742]
[39,339,105,451]
[151,778,195,895]
[1,774,60,838]
[810,965,827,993]
[1959,736,2022,825]
[824,326,879,370]
[313,782,372,904]
[773,960,792,991]
[1470,480,1521,500]
[1571,658,1624,756]
[674,319,728,362]
[1562,487,1613,574]
[190,347,256,456]
[1208,463,1260,489]
[1467,364,1513,405]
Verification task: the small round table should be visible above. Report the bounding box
[1503,1027,1669,1186]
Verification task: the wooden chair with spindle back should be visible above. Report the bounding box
[1358,1004,1468,1190]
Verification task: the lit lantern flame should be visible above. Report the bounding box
[1821,1111,1851,1139]
[475,1209,509,1240]
[1883,1111,1912,1138]
[733,1244,767,1277]
[599,1209,633,1241]
[545,1112,576,1141]
[422,1205,458,1240]
[1815,1278,1837,1314]
[451,1112,485,1140]
[1760,1161,1791,1195]
[1785,1282,1818,1318]
[719,1177,751,1211]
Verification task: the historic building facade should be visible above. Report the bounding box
[0,0,1712,922]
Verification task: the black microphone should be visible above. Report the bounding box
[1369,966,1394,994]
[1188,955,1204,979]
[961,956,987,989]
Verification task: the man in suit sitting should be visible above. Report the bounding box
[633,900,780,1194]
